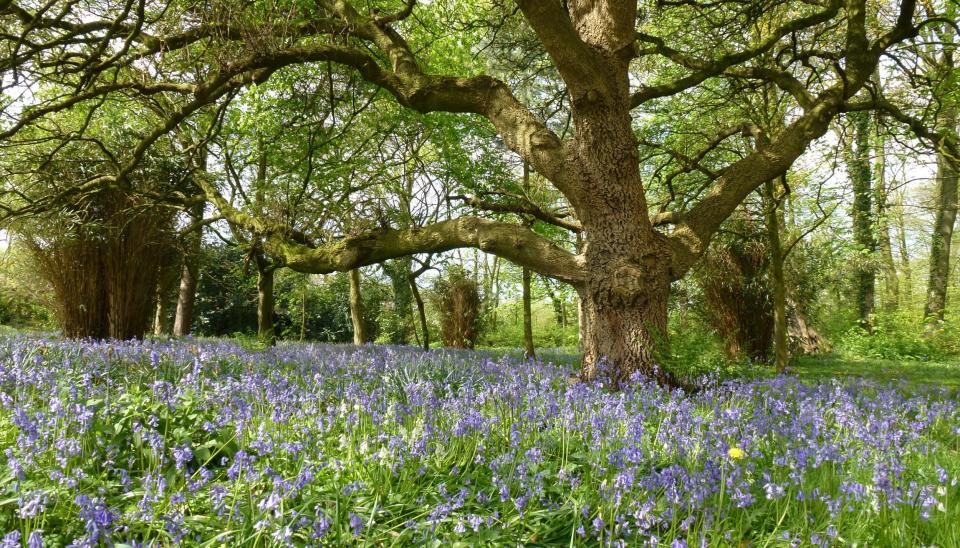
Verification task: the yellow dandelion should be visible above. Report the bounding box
[727,447,746,460]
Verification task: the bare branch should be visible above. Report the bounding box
[451,193,583,232]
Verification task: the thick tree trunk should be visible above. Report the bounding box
[846,111,876,329]
[764,178,789,373]
[567,67,683,387]
[578,270,676,387]
[924,106,959,326]
[349,268,365,345]
[257,264,275,345]
[522,266,535,359]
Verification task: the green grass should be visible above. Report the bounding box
[791,354,960,387]
[485,343,960,388]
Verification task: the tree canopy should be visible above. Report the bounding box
[1,0,957,387]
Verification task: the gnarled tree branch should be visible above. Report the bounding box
[199,179,586,285]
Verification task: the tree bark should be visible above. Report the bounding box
[846,111,876,328]
[410,275,429,350]
[172,258,199,336]
[566,70,682,387]
[537,45,656,382]
[895,191,913,306]
[152,248,180,336]
[578,274,676,387]
[521,161,536,360]
[924,106,959,326]
[173,203,205,337]
[522,265,535,359]
[153,298,168,336]
[874,116,900,311]
[764,178,789,373]
[256,262,275,346]
[349,268,365,345]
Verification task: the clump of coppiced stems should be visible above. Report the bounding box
[21,189,175,339]
[432,266,482,349]
[699,229,773,362]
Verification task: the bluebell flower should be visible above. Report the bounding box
[0,531,21,548]
[349,512,364,536]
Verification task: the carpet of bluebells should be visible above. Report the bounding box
[0,335,959,547]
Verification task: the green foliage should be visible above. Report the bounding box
[193,245,390,343]
[376,260,415,345]
[0,285,51,330]
[480,301,578,350]
[664,312,740,378]
[299,271,389,344]
[834,312,960,361]
[193,244,258,336]
[0,243,53,330]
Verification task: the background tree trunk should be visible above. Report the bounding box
[349,268,365,345]
[544,280,566,327]
[577,296,585,353]
[153,299,168,337]
[173,203,205,337]
[410,275,429,350]
[256,262,275,346]
[764,178,789,373]
[153,248,182,336]
[924,106,959,326]
[896,191,913,306]
[172,260,199,336]
[846,111,877,329]
[522,266,535,359]
[300,278,308,342]
[384,258,414,344]
[521,161,535,360]
[873,116,900,311]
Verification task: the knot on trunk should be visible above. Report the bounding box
[606,263,654,306]
[530,129,561,149]
[611,261,646,285]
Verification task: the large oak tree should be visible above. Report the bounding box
[0,0,929,386]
